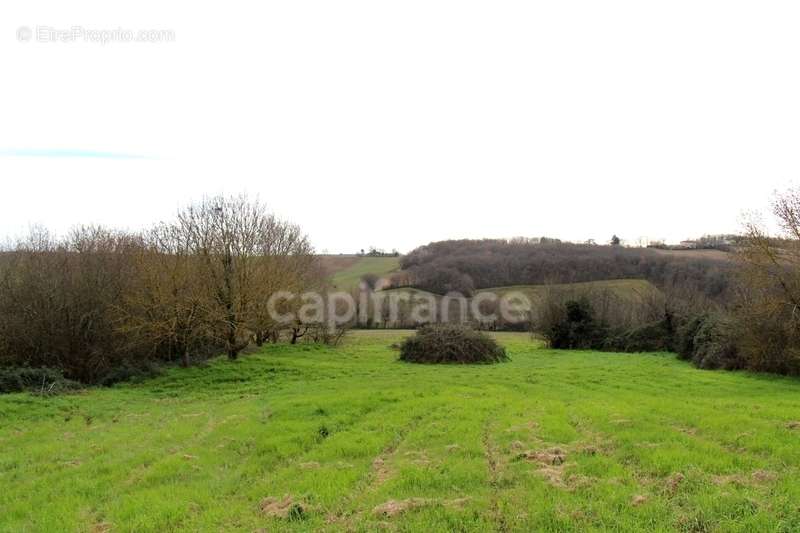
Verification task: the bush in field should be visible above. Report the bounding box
[691,314,742,370]
[542,298,609,349]
[676,313,743,370]
[603,319,672,352]
[541,296,672,353]
[674,314,706,360]
[0,367,80,394]
[399,324,507,364]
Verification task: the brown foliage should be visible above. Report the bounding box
[0,195,324,384]
[735,187,800,373]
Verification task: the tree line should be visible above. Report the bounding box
[396,238,734,305]
[0,195,323,387]
[528,186,800,376]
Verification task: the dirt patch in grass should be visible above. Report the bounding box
[665,472,685,495]
[519,448,567,466]
[631,495,648,506]
[519,448,571,488]
[537,465,566,488]
[373,497,470,518]
[785,421,800,430]
[404,450,431,466]
[510,440,526,452]
[372,456,392,485]
[373,498,433,517]
[515,445,597,490]
[577,444,598,456]
[259,495,306,520]
[752,470,778,483]
[712,470,778,486]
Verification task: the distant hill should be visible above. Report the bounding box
[320,255,401,291]
[476,278,660,303]
[396,239,734,303]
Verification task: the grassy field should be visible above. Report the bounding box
[476,279,660,301]
[380,279,661,319]
[328,257,401,291]
[2,331,800,532]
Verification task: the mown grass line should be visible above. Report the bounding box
[483,418,510,532]
[323,410,430,526]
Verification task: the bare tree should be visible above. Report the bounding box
[171,194,323,359]
[737,187,800,372]
[121,223,211,367]
[174,196,267,358]
[248,217,320,346]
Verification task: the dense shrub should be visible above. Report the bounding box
[95,360,163,387]
[689,314,742,370]
[540,297,675,354]
[399,324,508,364]
[542,298,609,349]
[603,319,672,353]
[673,313,743,370]
[0,367,80,394]
[674,314,706,361]
[542,298,742,368]
[735,308,800,375]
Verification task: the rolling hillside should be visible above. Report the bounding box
[322,256,401,291]
[476,279,661,302]
[384,279,660,303]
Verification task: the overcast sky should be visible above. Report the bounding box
[2,1,799,253]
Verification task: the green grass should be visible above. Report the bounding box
[476,279,660,301]
[385,279,658,301]
[329,257,401,291]
[2,331,800,532]
[380,280,660,322]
